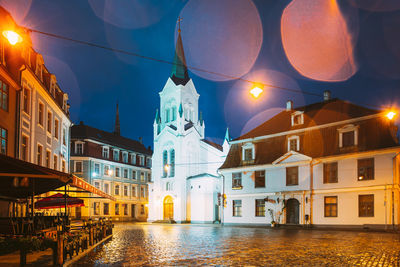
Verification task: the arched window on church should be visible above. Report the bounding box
[162,150,168,177]
[165,109,170,122]
[169,149,175,177]
[166,182,170,191]
[171,106,177,121]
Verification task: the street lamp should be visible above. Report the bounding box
[164,164,170,172]
[2,30,23,45]
[386,111,396,120]
[250,83,264,98]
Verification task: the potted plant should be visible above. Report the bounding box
[268,209,277,228]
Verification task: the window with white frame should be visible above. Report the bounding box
[104,183,110,194]
[291,111,304,126]
[242,143,255,163]
[102,147,109,158]
[114,184,120,195]
[75,161,82,173]
[132,170,137,180]
[122,152,128,163]
[75,142,84,154]
[54,119,59,139]
[131,153,136,164]
[115,167,120,177]
[139,155,144,166]
[288,136,299,151]
[113,149,119,161]
[140,172,145,182]
[338,124,358,148]
[132,186,137,197]
[94,163,100,176]
[104,165,110,176]
[123,185,128,196]
[53,154,58,170]
[232,172,242,189]
[94,181,100,189]
[123,169,128,178]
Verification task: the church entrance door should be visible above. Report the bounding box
[163,196,174,220]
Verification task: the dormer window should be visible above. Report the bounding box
[338,124,358,148]
[75,142,84,155]
[113,149,120,161]
[288,136,300,151]
[291,111,304,126]
[242,142,255,163]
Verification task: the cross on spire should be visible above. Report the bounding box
[177,16,183,33]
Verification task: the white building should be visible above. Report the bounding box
[219,93,400,229]
[148,30,228,223]
[19,49,71,172]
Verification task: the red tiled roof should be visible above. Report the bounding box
[238,99,379,140]
[220,99,399,170]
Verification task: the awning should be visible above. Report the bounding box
[0,154,114,200]
[70,175,116,201]
[35,193,84,209]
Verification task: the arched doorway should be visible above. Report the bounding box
[286,198,300,224]
[163,196,174,220]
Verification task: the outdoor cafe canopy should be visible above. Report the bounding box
[35,193,84,209]
[0,154,115,201]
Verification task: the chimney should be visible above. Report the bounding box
[324,90,331,101]
[286,100,293,111]
[139,137,143,144]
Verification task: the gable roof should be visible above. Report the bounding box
[71,124,152,155]
[201,139,223,151]
[220,99,399,170]
[238,99,379,140]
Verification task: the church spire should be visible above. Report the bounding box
[171,17,189,86]
[114,101,120,136]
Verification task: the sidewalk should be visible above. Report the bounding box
[0,248,53,267]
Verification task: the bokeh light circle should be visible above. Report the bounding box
[224,69,304,137]
[0,0,32,24]
[42,55,81,122]
[88,0,174,29]
[178,0,263,81]
[281,0,358,82]
[348,0,400,12]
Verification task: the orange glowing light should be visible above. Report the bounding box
[250,85,263,98]
[2,30,22,45]
[281,0,357,81]
[386,111,396,120]
[164,164,170,172]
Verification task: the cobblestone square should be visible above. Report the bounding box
[72,223,400,266]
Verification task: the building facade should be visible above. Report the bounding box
[148,30,228,223]
[219,93,400,229]
[70,118,152,221]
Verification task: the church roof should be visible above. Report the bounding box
[187,173,219,180]
[171,31,190,86]
[201,139,223,151]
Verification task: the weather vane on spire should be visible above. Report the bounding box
[177,16,183,33]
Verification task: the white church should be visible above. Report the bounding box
[148,29,229,223]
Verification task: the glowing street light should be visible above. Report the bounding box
[164,164,170,172]
[386,111,396,120]
[2,30,23,45]
[250,84,264,98]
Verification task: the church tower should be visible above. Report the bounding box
[149,22,227,223]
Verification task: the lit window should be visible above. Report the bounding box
[37,144,43,166]
[288,136,299,151]
[47,111,52,133]
[162,150,168,177]
[359,194,374,217]
[324,196,338,217]
[45,150,50,168]
[358,158,374,181]
[233,200,242,217]
[255,199,265,217]
[104,165,110,176]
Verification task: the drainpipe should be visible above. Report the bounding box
[392,152,400,230]
[309,159,319,226]
[217,170,225,226]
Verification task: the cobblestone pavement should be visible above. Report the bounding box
[72,223,400,266]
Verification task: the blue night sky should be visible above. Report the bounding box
[4,0,400,148]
